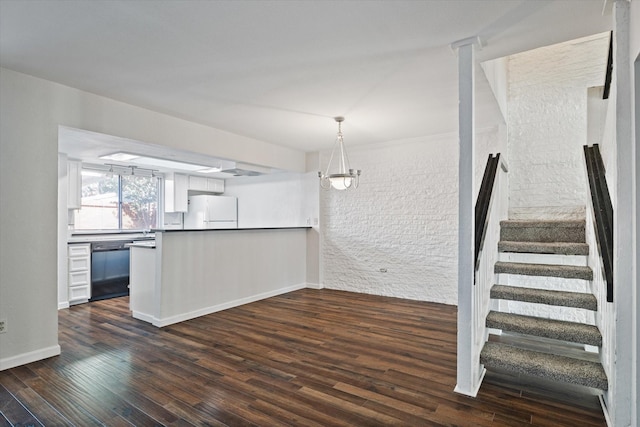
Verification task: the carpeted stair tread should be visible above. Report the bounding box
[486,311,602,346]
[500,220,585,243]
[490,285,597,310]
[498,241,589,255]
[480,341,608,390]
[495,261,593,280]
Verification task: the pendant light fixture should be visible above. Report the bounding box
[318,117,361,190]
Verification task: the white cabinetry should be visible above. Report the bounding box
[165,174,225,213]
[67,160,82,209]
[129,246,157,323]
[68,243,91,304]
[164,173,188,212]
[189,176,224,193]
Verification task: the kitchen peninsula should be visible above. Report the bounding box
[129,227,309,327]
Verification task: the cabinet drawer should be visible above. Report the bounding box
[69,285,91,302]
[68,244,90,257]
[69,256,90,272]
[69,271,90,287]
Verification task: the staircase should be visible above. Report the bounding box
[480,219,608,391]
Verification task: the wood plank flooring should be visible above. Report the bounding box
[1,289,606,426]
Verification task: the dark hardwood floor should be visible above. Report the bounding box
[1,289,605,426]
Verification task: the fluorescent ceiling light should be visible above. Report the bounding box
[99,152,213,172]
[197,167,222,173]
[100,152,140,161]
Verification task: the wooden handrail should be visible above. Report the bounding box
[583,144,614,302]
[474,153,501,272]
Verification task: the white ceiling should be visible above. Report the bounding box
[0,0,611,169]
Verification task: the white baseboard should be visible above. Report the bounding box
[306,282,324,289]
[0,345,61,371]
[58,301,70,310]
[152,283,308,328]
[454,368,487,397]
[132,311,158,325]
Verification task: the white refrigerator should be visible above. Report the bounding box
[183,195,238,229]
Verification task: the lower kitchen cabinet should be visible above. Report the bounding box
[129,245,156,322]
[68,243,91,304]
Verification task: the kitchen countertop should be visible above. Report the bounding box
[68,227,312,243]
[126,241,156,249]
[152,226,311,232]
[68,232,155,243]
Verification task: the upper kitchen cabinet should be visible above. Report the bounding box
[189,176,224,193]
[165,174,225,213]
[67,160,82,209]
[165,173,188,212]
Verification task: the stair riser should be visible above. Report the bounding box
[490,300,596,325]
[496,274,591,293]
[500,226,585,243]
[498,252,587,267]
[498,241,589,256]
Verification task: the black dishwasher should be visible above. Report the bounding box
[90,240,132,301]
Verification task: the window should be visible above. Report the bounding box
[75,170,159,230]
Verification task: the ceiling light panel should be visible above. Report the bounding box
[99,152,140,161]
[129,156,211,171]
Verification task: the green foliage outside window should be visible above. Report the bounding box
[76,171,158,230]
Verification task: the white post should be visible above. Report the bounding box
[612,1,634,426]
[452,36,484,397]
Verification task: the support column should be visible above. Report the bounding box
[452,36,484,397]
[611,1,634,426]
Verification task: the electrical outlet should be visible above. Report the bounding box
[0,319,6,334]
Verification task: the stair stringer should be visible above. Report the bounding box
[585,199,614,414]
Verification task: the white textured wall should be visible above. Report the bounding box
[507,34,610,219]
[321,128,503,305]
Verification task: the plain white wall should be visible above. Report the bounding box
[481,57,509,123]
[632,3,640,425]
[0,67,306,369]
[1,68,61,368]
[157,229,307,324]
[224,171,318,229]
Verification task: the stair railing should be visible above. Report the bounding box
[583,143,614,411]
[583,144,613,302]
[475,154,501,271]
[473,154,509,361]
